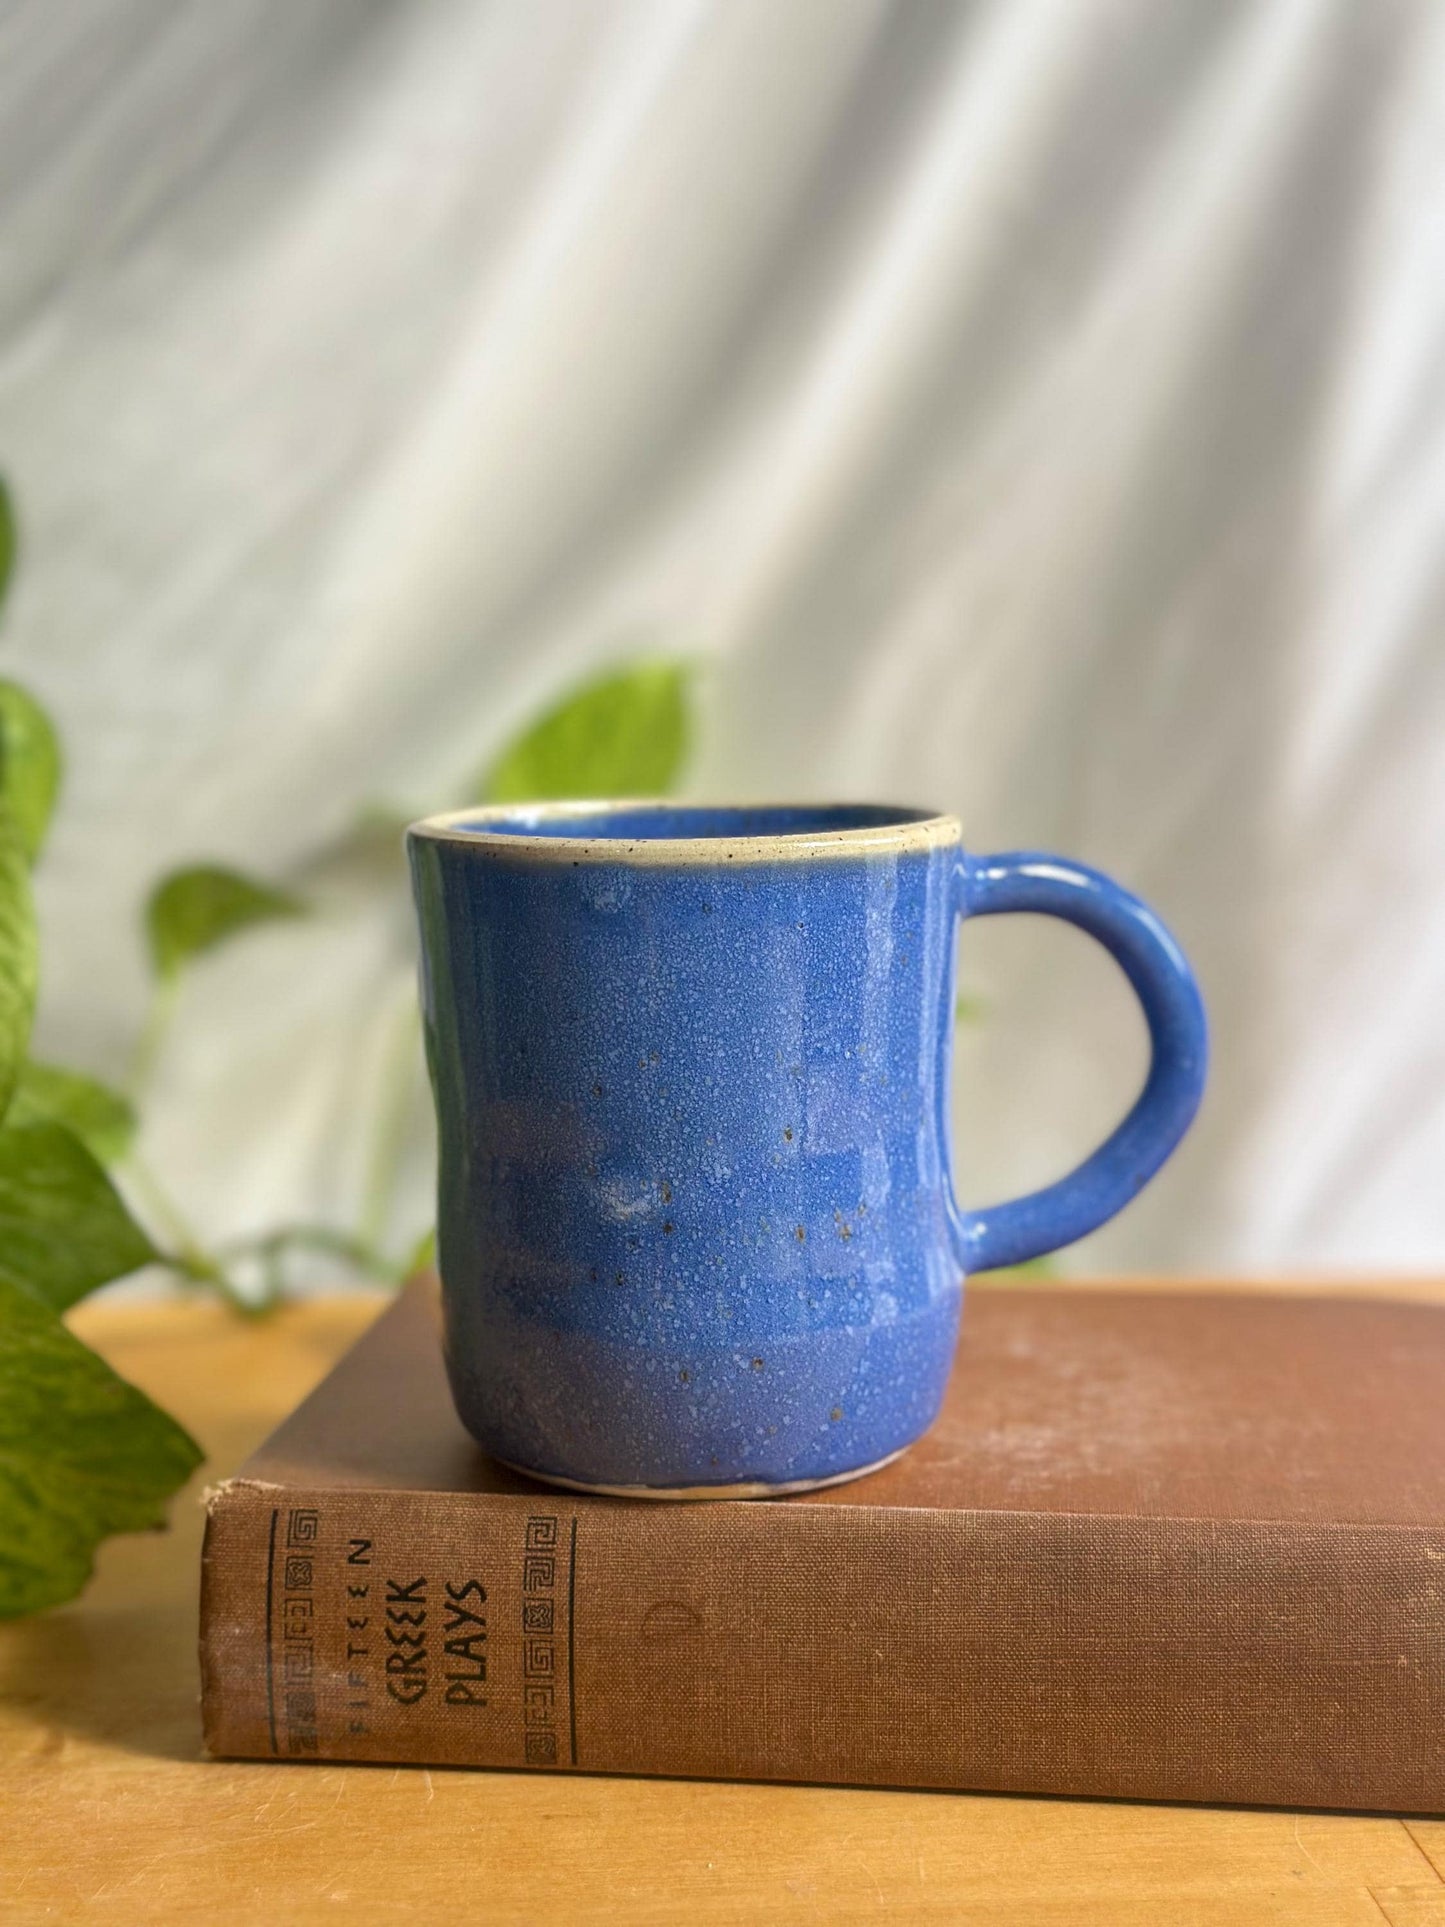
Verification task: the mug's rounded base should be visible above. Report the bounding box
[496,1446,907,1502]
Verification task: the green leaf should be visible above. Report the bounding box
[0,479,14,617]
[7,1062,136,1166]
[145,865,304,983]
[0,813,37,1121]
[0,681,62,862]
[481,660,692,804]
[0,1122,158,1313]
[0,1276,202,1617]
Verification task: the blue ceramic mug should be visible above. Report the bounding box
[408,803,1206,1498]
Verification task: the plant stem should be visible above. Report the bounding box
[216,1222,397,1284]
[129,975,180,1098]
[357,993,422,1251]
[121,1149,257,1313]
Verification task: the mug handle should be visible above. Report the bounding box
[945,851,1208,1274]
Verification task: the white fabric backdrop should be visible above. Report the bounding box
[2,0,1443,1276]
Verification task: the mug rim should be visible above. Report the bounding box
[407,800,962,864]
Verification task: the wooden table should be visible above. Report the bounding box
[2,1286,1444,1926]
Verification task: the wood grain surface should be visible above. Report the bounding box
[2,1282,1443,1926]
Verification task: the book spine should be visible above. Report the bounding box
[200,1480,1445,1810]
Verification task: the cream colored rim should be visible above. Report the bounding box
[407,800,961,865]
[496,1446,907,1501]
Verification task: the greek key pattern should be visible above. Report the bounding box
[521,1516,558,1763]
[281,1508,319,1754]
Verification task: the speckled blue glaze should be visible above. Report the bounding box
[408,804,1206,1495]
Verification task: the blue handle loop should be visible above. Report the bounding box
[947,852,1207,1274]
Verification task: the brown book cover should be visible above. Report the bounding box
[200,1279,1445,1811]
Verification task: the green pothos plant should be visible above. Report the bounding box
[0,475,692,1618]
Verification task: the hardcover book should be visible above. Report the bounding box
[200,1279,1445,1811]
